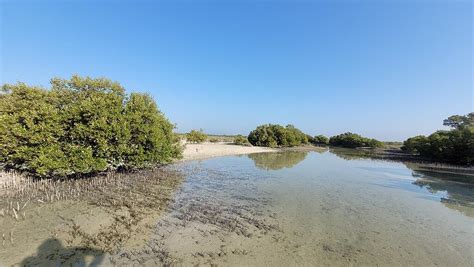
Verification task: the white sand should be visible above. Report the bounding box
[181,142,276,161]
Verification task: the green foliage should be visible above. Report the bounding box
[209,138,220,143]
[443,113,473,130]
[312,135,329,145]
[186,129,207,143]
[401,136,429,153]
[402,114,473,165]
[0,76,182,178]
[247,124,309,148]
[124,93,182,168]
[306,134,315,144]
[233,135,250,146]
[329,132,383,148]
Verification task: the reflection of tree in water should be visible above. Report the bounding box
[329,147,419,163]
[330,148,374,161]
[22,238,104,266]
[330,149,474,217]
[248,151,308,170]
[405,163,474,218]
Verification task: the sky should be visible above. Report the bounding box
[1,0,472,141]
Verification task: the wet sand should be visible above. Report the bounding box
[0,169,183,266]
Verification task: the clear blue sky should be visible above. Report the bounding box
[1,0,472,141]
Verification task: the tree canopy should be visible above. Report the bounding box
[0,76,182,178]
[186,129,207,143]
[329,132,383,148]
[402,113,473,165]
[247,124,309,148]
[233,135,250,146]
[312,135,329,145]
[443,113,473,130]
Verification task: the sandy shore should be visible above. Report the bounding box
[181,142,277,161]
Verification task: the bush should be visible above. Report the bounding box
[209,138,220,143]
[329,132,383,148]
[401,135,429,153]
[0,76,182,178]
[248,124,309,148]
[306,134,315,144]
[186,129,207,143]
[233,135,250,146]
[402,114,473,165]
[312,135,329,145]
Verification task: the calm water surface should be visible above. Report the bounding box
[5,150,473,266]
[139,150,474,266]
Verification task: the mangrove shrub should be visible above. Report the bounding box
[248,124,309,148]
[186,129,207,143]
[233,135,250,146]
[402,113,474,165]
[0,76,182,177]
[312,135,329,145]
[329,132,383,148]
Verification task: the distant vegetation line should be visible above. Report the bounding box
[184,116,473,166]
[0,76,472,179]
[183,125,384,149]
[401,113,473,165]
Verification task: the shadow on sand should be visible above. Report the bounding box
[21,238,105,266]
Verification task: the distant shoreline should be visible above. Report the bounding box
[179,142,331,162]
[2,144,471,190]
[180,142,471,167]
[179,142,277,162]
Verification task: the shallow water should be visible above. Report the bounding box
[112,150,474,266]
[2,150,474,266]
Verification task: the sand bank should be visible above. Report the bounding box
[181,142,277,161]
